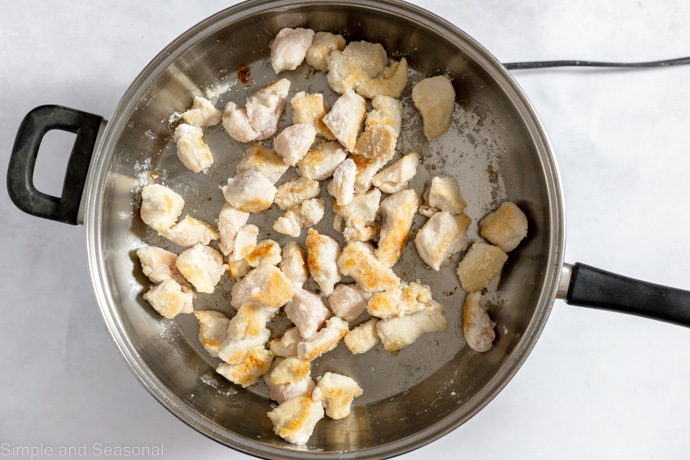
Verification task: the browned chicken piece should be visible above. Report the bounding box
[181,95,222,127]
[140,184,185,233]
[326,41,388,94]
[270,327,302,358]
[279,241,308,289]
[419,175,467,217]
[343,318,380,355]
[264,357,315,404]
[217,203,250,257]
[366,281,433,319]
[297,316,349,361]
[305,31,346,72]
[322,89,367,153]
[270,27,315,74]
[306,228,342,296]
[162,215,219,248]
[311,372,363,420]
[193,310,230,358]
[456,242,508,293]
[375,189,419,267]
[230,264,295,309]
[235,143,289,184]
[221,169,277,213]
[411,75,456,141]
[463,292,496,352]
[273,197,325,238]
[142,279,193,319]
[245,239,282,268]
[175,244,225,294]
[479,201,528,252]
[173,123,214,173]
[217,347,274,388]
[376,300,448,352]
[218,301,277,364]
[356,57,409,100]
[274,176,321,211]
[298,141,348,181]
[414,211,471,271]
[332,188,381,243]
[230,224,258,261]
[267,394,325,445]
[337,241,400,293]
[291,91,334,139]
[371,151,419,194]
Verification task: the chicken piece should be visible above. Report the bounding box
[136,245,187,286]
[217,204,250,256]
[342,41,388,78]
[463,292,496,352]
[222,101,259,143]
[267,394,325,445]
[298,141,348,181]
[372,151,420,194]
[142,279,193,319]
[245,239,282,268]
[356,58,409,100]
[218,301,277,364]
[231,224,258,261]
[353,124,397,162]
[322,89,367,152]
[227,258,251,281]
[366,281,433,319]
[140,184,185,233]
[311,372,363,420]
[291,91,334,139]
[456,242,508,293]
[305,31,346,72]
[270,27,315,74]
[297,317,349,361]
[274,123,317,166]
[273,197,325,238]
[351,151,396,194]
[162,215,219,248]
[332,188,381,243]
[264,357,315,404]
[221,169,277,213]
[376,300,448,352]
[327,158,356,206]
[414,211,471,271]
[280,241,308,288]
[173,123,214,173]
[328,283,369,322]
[230,264,295,309]
[420,176,466,216]
[270,327,302,358]
[366,95,403,136]
[479,201,528,253]
[274,176,320,211]
[193,310,230,358]
[285,287,331,340]
[376,189,419,267]
[217,347,274,388]
[325,49,369,95]
[223,79,291,142]
[337,242,400,293]
[306,228,342,296]
[175,244,225,294]
[181,95,222,127]
[411,75,456,141]
[235,143,289,184]
[344,318,380,354]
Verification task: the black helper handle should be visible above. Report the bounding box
[565,263,690,327]
[7,105,104,225]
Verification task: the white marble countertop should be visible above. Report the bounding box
[3,1,690,459]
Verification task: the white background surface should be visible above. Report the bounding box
[2,1,690,459]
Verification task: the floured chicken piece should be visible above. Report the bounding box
[298,141,348,181]
[217,204,250,256]
[223,79,290,142]
[354,96,402,161]
[231,224,258,261]
[193,310,230,358]
[328,283,369,322]
[173,123,214,173]
[305,228,342,296]
[245,239,282,268]
[285,287,331,340]
[372,151,420,194]
[235,143,289,184]
[297,316,349,361]
[217,347,274,388]
[136,245,187,286]
[291,91,334,139]
[411,75,456,141]
[326,41,388,94]
[221,169,277,213]
[367,281,433,319]
[274,123,317,166]
[463,292,496,352]
[279,241,308,288]
[420,176,467,216]
[312,372,363,420]
[270,327,302,358]
[364,95,403,136]
[350,152,395,195]
[175,244,225,294]
[230,264,295,309]
[273,197,325,238]
[264,357,315,404]
[181,96,222,127]
[356,57,409,100]
[162,215,219,248]
[376,189,419,267]
[376,300,448,352]
[274,176,320,211]
[140,184,185,233]
[337,242,400,293]
[218,301,277,364]
[227,258,251,281]
[142,279,193,319]
[305,31,346,72]
[479,201,528,253]
[457,242,508,293]
[267,395,325,445]
[270,27,315,74]
[414,211,471,271]
[342,41,388,79]
[332,188,381,243]
[344,318,380,354]
[322,89,367,152]
[327,158,356,206]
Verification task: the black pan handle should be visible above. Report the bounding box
[563,263,690,327]
[7,105,104,225]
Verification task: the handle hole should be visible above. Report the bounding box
[33,130,77,198]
